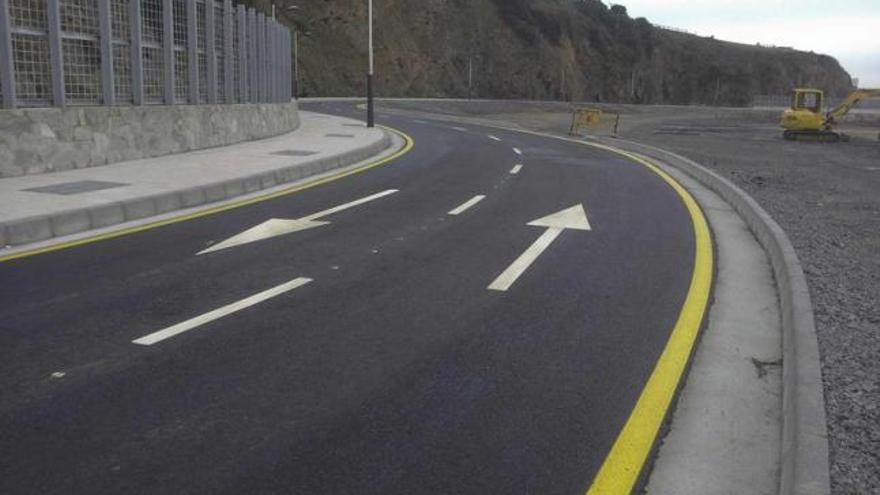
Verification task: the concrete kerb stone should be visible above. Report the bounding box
[366,104,828,495]
[601,138,831,495]
[0,128,393,249]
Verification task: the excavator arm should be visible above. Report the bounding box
[824,89,880,127]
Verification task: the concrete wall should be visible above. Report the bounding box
[0,102,300,177]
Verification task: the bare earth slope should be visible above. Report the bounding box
[244,0,853,105]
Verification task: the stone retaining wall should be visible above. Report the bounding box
[0,102,300,177]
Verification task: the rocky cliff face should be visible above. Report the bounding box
[247,0,853,106]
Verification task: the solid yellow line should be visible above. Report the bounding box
[0,125,414,263]
[581,143,713,495]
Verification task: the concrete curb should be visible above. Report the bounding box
[365,104,830,494]
[601,138,830,495]
[1,130,391,248]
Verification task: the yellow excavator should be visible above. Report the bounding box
[780,88,880,142]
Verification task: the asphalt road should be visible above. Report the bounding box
[0,102,697,494]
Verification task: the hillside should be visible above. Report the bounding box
[245,0,853,106]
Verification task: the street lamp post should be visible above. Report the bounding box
[366,0,374,128]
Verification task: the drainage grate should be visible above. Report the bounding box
[325,133,355,138]
[22,180,129,195]
[271,150,319,157]
[341,123,364,127]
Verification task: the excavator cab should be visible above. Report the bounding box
[793,88,823,113]
[781,88,826,136]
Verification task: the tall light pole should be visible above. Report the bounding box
[366,0,374,127]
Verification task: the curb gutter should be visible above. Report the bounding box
[602,138,831,495]
[0,131,392,248]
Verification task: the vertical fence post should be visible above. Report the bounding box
[237,4,246,103]
[98,0,115,105]
[163,0,175,104]
[264,16,270,102]
[130,0,144,105]
[267,21,274,102]
[248,9,256,103]
[46,0,65,106]
[265,21,272,102]
[263,14,269,102]
[186,0,197,104]
[255,12,263,102]
[205,0,216,103]
[0,0,16,108]
[223,0,232,102]
[272,22,281,103]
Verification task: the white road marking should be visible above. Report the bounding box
[488,135,502,141]
[488,205,591,291]
[301,189,398,221]
[513,147,523,155]
[448,195,486,215]
[510,164,523,175]
[452,126,468,132]
[199,189,398,254]
[488,228,563,292]
[132,277,313,346]
[413,119,428,124]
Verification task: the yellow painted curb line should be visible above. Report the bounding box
[0,125,414,263]
[581,142,714,495]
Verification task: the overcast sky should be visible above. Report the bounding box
[618,0,880,87]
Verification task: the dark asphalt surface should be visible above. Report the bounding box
[0,102,696,494]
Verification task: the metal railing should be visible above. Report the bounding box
[0,0,291,108]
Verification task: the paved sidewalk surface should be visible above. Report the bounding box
[0,111,389,248]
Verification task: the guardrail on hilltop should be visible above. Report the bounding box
[0,0,291,109]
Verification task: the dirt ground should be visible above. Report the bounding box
[379,100,880,494]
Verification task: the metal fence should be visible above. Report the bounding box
[0,0,291,108]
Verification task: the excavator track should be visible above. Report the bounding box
[782,130,846,143]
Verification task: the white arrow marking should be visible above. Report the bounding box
[510,164,523,175]
[199,189,398,254]
[448,195,486,215]
[488,204,591,291]
[132,277,313,345]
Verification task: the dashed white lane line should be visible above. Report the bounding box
[510,164,523,175]
[448,195,486,216]
[488,135,502,141]
[513,147,523,155]
[132,277,313,346]
[452,126,468,132]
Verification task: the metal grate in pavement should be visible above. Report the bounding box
[22,180,129,195]
[325,133,355,138]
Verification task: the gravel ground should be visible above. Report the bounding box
[379,100,880,494]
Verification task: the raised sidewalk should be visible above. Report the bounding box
[0,111,390,249]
